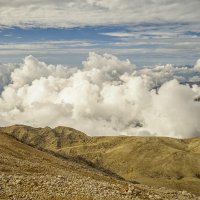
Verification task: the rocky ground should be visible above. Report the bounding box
[1,173,200,200]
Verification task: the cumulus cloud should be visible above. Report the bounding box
[143,80,200,138]
[0,52,200,138]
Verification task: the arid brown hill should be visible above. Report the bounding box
[1,125,200,198]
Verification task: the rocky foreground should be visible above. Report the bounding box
[1,173,199,200]
[0,126,200,199]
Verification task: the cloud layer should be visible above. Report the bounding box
[0,52,200,138]
[0,0,200,28]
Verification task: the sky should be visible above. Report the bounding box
[0,0,200,66]
[0,0,200,137]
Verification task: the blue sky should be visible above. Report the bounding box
[0,0,200,67]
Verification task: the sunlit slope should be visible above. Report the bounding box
[1,125,200,196]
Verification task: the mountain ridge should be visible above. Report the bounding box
[1,124,200,197]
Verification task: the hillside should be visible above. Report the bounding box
[0,132,132,200]
[1,125,200,199]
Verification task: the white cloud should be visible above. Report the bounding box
[143,80,200,138]
[3,34,12,37]
[194,59,200,71]
[101,32,134,37]
[137,63,200,89]
[0,0,199,28]
[0,62,18,92]
[0,40,96,50]
[0,52,200,138]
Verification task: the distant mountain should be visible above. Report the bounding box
[1,125,200,198]
[180,81,200,87]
